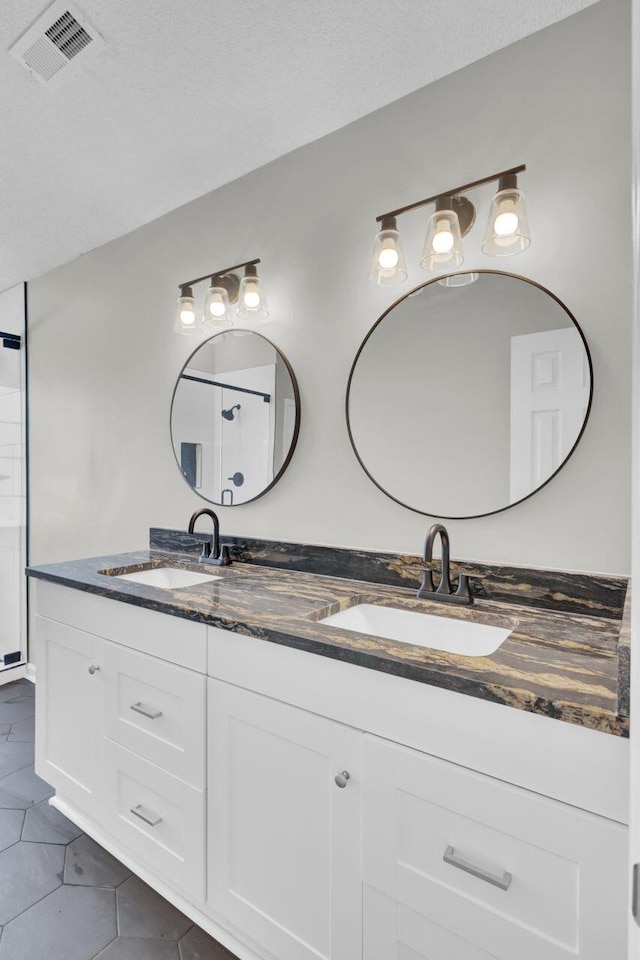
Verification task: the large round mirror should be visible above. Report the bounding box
[171,331,300,506]
[347,271,592,519]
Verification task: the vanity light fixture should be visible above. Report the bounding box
[175,259,264,335]
[481,172,530,256]
[175,285,197,335]
[420,196,464,272]
[369,215,408,285]
[370,164,528,283]
[203,279,233,329]
[237,263,269,321]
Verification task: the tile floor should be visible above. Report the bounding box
[0,677,236,959]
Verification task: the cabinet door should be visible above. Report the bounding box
[364,734,628,960]
[35,616,103,816]
[208,679,363,960]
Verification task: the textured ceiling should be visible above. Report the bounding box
[0,0,600,292]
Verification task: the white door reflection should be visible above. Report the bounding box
[510,328,590,503]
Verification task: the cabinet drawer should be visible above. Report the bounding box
[103,739,205,902]
[103,641,205,787]
[364,885,495,960]
[364,735,627,960]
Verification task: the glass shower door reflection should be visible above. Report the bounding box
[0,332,25,669]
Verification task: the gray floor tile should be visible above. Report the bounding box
[0,699,34,724]
[0,884,117,960]
[179,926,237,959]
[0,765,54,809]
[95,936,180,959]
[0,741,36,780]
[0,725,10,737]
[117,876,192,941]
[17,682,35,698]
[0,683,24,704]
[8,715,35,742]
[22,798,82,845]
[0,841,65,924]
[0,808,24,853]
[64,834,131,887]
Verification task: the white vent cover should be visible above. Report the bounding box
[9,1,104,88]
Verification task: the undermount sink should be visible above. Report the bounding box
[318,603,515,657]
[114,567,221,589]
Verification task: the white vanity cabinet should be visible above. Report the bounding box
[33,581,630,960]
[35,583,209,904]
[207,679,363,960]
[35,614,104,817]
[362,735,628,960]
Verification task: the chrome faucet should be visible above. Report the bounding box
[187,508,231,566]
[417,523,474,605]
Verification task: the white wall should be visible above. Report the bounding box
[28,0,632,574]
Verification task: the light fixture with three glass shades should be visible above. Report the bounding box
[370,164,530,287]
[175,258,268,335]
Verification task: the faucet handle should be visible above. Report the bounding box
[454,571,486,604]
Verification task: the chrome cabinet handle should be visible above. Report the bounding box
[443,845,511,891]
[130,804,162,827]
[87,664,100,675]
[130,701,162,720]
[334,770,350,788]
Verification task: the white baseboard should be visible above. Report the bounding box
[25,663,36,683]
[0,664,27,685]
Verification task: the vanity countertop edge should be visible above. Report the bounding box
[27,548,630,738]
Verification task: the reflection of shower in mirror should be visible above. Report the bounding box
[221,404,241,421]
[171,330,300,506]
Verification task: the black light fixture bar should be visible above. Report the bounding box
[179,258,261,293]
[376,165,526,223]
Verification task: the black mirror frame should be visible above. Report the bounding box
[170,330,301,507]
[345,270,594,520]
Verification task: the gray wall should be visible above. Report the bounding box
[28,0,631,574]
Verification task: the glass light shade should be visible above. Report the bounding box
[369,217,408,285]
[203,285,232,329]
[174,293,199,335]
[420,208,464,272]
[237,269,268,322]
[437,272,479,288]
[482,187,530,257]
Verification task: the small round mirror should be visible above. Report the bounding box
[171,331,300,506]
[346,271,592,519]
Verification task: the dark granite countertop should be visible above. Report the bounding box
[27,548,630,738]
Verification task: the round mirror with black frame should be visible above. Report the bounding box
[171,330,300,506]
[346,271,593,520]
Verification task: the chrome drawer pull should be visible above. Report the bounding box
[130,804,162,827]
[443,845,512,891]
[130,701,162,720]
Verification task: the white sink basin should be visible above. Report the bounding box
[115,567,221,589]
[318,604,514,657]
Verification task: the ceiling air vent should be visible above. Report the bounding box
[9,1,104,89]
